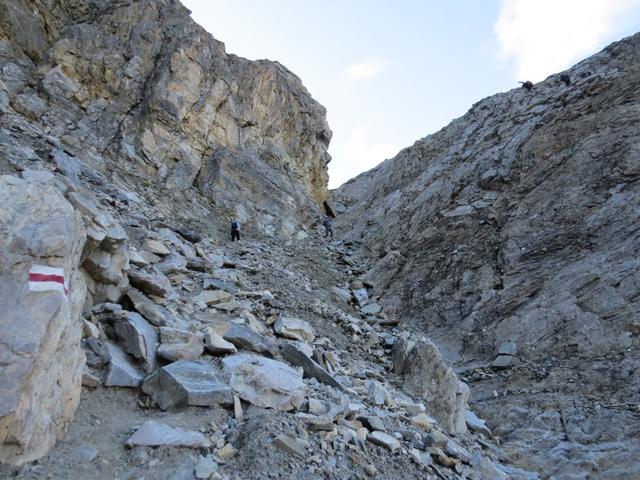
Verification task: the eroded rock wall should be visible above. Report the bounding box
[336,33,640,478]
[0,0,331,233]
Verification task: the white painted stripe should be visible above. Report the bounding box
[29,281,67,294]
[29,265,65,276]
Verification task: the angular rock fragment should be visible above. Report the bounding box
[216,322,277,356]
[280,343,343,390]
[367,431,400,452]
[203,330,237,355]
[128,270,172,298]
[157,327,204,361]
[465,410,492,438]
[104,342,144,388]
[114,311,157,371]
[142,360,232,410]
[491,354,513,369]
[223,353,304,411]
[193,289,232,305]
[273,434,306,458]
[274,317,315,342]
[126,288,170,326]
[125,421,211,449]
[195,455,218,478]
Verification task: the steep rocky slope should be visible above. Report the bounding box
[335,33,640,479]
[0,0,331,235]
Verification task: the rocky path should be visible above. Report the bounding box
[0,177,534,479]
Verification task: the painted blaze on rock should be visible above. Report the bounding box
[0,176,86,465]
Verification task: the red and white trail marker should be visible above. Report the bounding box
[28,265,68,296]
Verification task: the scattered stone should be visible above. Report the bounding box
[144,239,171,256]
[410,413,436,430]
[125,421,212,449]
[445,439,472,463]
[491,355,514,369]
[141,360,232,410]
[115,311,157,371]
[409,448,433,467]
[273,434,306,458]
[223,353,304,411]
[352,288,369,306]
[497,341,517,356]
[82,369,101,388]
[358,415,386,432]
[72,445,98,462]
[217,322,277,356]
[203,278,238,293]
[84,337,111,367]
[274,317,315,342]
[366,431,400,452]
[465,410,492,438]
[126,288,170,326]
[280,343,343,390]
[360,303,381,315]
[214,300,242,313]
[157,327,204,361]
[104,342,144,388]
[234,395,244,421]
[128,270,172,298]
[193,289,232,305]
[82,319,100,339]
[331,287,352,303]
[204,330,238,355]
[217,443,237,461]
[424,430,449,449]
[195,455,218,479]
[308,398,329,416]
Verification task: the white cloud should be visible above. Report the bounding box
[329,126,399,187]
[345,57,388,81]
[495,0,640,81]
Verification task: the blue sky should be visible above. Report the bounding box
[181,0,640,187]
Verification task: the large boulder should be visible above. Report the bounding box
[0,176,86,465]
[392,334,469,435]
[222,354,304,411]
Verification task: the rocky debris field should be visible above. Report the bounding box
[0,140,533,479]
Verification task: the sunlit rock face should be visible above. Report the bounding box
[336,33,640,479]
[0,0,331,234]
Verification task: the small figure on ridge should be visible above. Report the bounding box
[231,219,240,242]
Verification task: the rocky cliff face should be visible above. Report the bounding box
[0,0,331,234]
[336,33,640,478]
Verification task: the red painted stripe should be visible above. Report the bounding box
[29,273,65,284]
[29,273,69,295]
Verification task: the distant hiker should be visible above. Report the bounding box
[560,74,571,86]
[231,219,240,242]
[519,80,533,91]
[322,216,334,239]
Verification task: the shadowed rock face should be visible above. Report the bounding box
[0,0,331,233]
[336,33,640,479]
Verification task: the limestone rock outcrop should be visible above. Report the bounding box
[0,176,86,465]
[0,0,331,234]
[336,33,640,477]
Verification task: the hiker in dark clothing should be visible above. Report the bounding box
[560,74,571,86]
[231,220,240,242]
[322,216,333,239]
[519,80,533,91]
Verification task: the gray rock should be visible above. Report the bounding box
[409,448,433,467]
[203,278,238,294]
[157,327,204,361]
[72,445,98,462]
[141,360,232,410]
[364,379,389,406]
[392,334,469,435]
[465,410,492,438]
[115,311,157,372]
[352,288,369,306]
[280,343,343,390]
[366,431,400,452]
[360,303,381,315]
[217,322,277,356]
[274,316,315,342]
[445,439,472,463]
[126,288,170,326]
[195,455,218,478]
[193,289,232,305]
[156,253,187,274]
[104,342,144,388]
[125,421,212,449]
[491,355,514,369]
[497,341,517,356]
[273,434,307,458]
[331,287,352,303]
[203,330,237,355]
[128,270,172,298]
[0,176,86,465]
[358,415,386,432]
[223,353,304,411]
